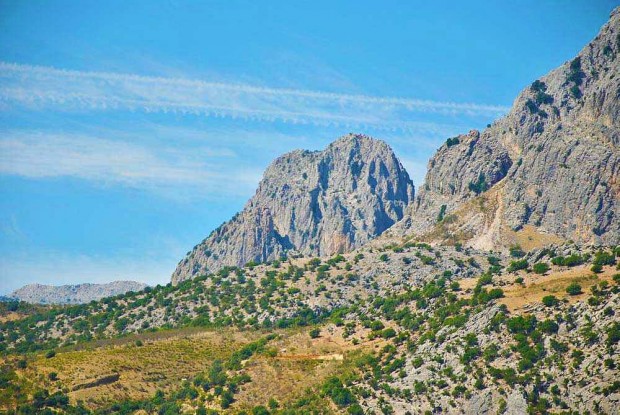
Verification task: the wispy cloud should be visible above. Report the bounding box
[0,62,509,131]
[0,131,261,198]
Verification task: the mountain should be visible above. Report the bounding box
[172,134,414,284]
[393,7,620,249]
[10,281,148,304]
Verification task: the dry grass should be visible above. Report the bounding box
[24,328,262,408]
[507,225,564,252]
[459,265,617,312]
[499,265,616,311]
[232,325,377,411]
[17,324,375,412]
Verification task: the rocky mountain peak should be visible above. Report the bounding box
[394,9,620,249]
[172,134,414,284]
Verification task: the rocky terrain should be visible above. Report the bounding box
[9,281,148,304]
[393,7,620,250]
[173,134,414,284]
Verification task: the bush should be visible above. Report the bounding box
[507,315,537,335]
[533,262,550,274]
[446,137,460,147]
[252,406,270,415]
[542,295,559,307]
[45,350,56,359]
[509,245,525,258]
[468,173,488,195]
[566,282,582,296]
[591,263,603,273]
[322,377,357,408]
[593,250,615,266]
[539,319,559,334]
[508,259,528,272]
[309,328,320,339]
[382,328,397,339]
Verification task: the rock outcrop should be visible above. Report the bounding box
[172,134,414,283]
[10,281,147,304]
[395,7,620,248]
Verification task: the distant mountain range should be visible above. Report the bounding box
[9,281,148,304]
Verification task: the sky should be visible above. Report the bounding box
[0,0,616,294]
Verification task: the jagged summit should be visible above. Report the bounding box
[393,8,620,249]
[172,133,414,284]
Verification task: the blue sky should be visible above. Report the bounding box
[0,0,616,293]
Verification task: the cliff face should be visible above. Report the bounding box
[172,134,414,283]
[395,7,620,248]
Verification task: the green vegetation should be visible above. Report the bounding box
[1,243,618,414]
[532,262,550,274]
[437,204,447,222]
[468,173,488,195]
[445,137,460,147]
[566,57,585,99]
[541,295,559,307]
[566,282,582,296]
[508,259,528,272]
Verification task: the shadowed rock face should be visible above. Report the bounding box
[172,134,414,284]
[395,7,620,247]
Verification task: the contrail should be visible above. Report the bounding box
[0,62,509,130]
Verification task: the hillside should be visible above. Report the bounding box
[0,241,618,413]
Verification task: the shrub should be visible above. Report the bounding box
[607,322,620,346]
[533,262,550,274]
[539,319,559,334]
[379,253,389,262]
[45,350,56,359]
[322,377,357,408]
[566,282,582,296]
[382,328,397,339]
[507,315,537,335]
[437,204,447,222]
[591,263,603,273]
[252,406,270,415]
[468,173,488,195]
[509,245,525,258]
[446,137,460,147]
[593,250,615,266]
[542,295,559,307]
[508,259,528,272]
[309,328,321,339]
